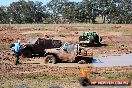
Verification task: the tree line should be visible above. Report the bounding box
[0,0,131,24]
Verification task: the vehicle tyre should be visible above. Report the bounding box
[44,55,56,64]
[79,43,82,46]
[21,49,32,58]
[79,36,85,41]
[89,36,94,46]
[79,77,90,86]
[79,43,84,46]
[78,60,86,64]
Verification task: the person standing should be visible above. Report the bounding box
[14,40,21,65]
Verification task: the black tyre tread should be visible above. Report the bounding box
[79,36,86,41]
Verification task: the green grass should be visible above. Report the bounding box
[0,84,13,88]
[93,71,132,80]
[1,70,132,88]
[64,75,79,82]
[0,73,79,88]
[13,73,60,81]
[0,74,61,88]
[100,73,119,79]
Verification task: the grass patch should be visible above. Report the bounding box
[66,75,79,82]
[1,70,132,87]
[108,43,122,47]
[108,29,132,36]
[71,24,112,29]
[94,71,132,80]
[0,44,10,50]
[17,74,60,81]
[59,33,67,37]
[0,74,79,88]
[0,73,79,88]
[58,31,71,37]
[0,84,13,88]
[29,33,44,38]
[8,73,80,82]
[99,73,118,79]
[123,30,132,35]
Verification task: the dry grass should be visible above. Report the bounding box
[0,73,79,88]
[0,23,131,30]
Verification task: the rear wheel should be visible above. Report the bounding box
[88,36,94,47]
[79,43,87,47]
[21,49,32,58]
[44,55,56,64]
[79,36,85,41]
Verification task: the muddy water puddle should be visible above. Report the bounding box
[92,54,132,67]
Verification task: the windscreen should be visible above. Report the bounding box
[27,38,38,44]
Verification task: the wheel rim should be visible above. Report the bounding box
[45,56,55,64]
[48,57,54,63]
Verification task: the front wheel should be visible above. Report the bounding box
[44,55,56,64]
[78,60,86,64]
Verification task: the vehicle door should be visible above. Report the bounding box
[33,38,45,53]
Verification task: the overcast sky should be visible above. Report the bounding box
[0,0,82,6]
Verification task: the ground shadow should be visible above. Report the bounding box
[83,43,107,47]
[58,57,93,64]
[23,54,94,64]
[92,59,104,63]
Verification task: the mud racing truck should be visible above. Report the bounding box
[79,32,102,46]
[44,42,93,64]
[20,38,62,58]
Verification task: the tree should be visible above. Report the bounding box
[0,6,8,23]
[0,0,131,24]
[77,0,98,23]
[7,0,47,24]
[47,0,68,24]
[60,1,79,23]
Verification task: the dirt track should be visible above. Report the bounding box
[0,24,132,87]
